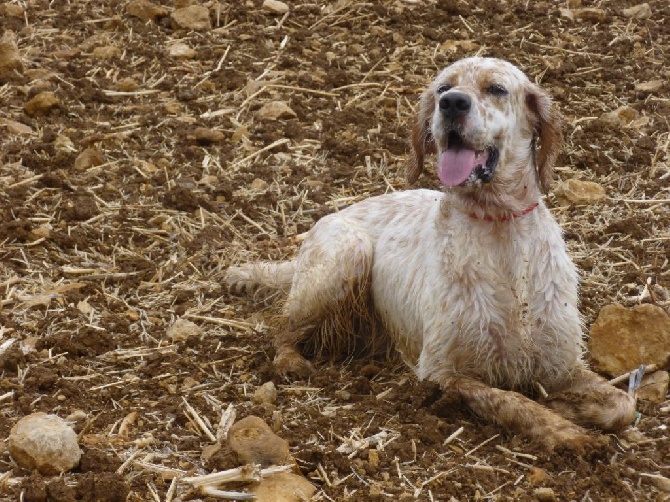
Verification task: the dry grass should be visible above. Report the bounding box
[0,0,667,500]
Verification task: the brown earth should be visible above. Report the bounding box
[0,0,668,500]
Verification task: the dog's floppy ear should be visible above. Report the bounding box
[407,88,437,185]
[526,86,564,194]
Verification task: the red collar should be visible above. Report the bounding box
[468,202,539,222]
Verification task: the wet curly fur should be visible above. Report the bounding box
[226,57,636,449]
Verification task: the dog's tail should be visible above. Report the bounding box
[225,261,296,304]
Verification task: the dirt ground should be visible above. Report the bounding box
[0,0,668,500]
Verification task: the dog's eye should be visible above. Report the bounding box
[486,84,508,96]
[436,84,452,94]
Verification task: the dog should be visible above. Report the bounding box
[226,57,635,449]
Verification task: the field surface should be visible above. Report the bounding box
[0,0,668,500]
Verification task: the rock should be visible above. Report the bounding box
[262,0,289,14]
[227,416,291,466]
[600,105,639,127]
[54,134,76,153]
[257,101,297,121]
[250,471,316,502]
[126,0,169,22]
[368,449,379,471]
[171,5,211,30]
[638,370,669,403]
[573,8,606,22]
[9,413,81,475]
[91,45,120,60]
[253,381,277,405]
[24,92,61,116]
[0,4,24,17]
[634,80,663,93]
[29,223,52,240]
[250,178,269,191]
[168,42,197,59]
[116,77,139,92]
[166,318,202,342]
[623,3,651,19]
[588,304,670,377]
[528,467,550,485]
[194,127,225,145]
[533,487,557,501]
[0,30,22,75]
[74,147,105,171]
[556,179,606,205]
[0,118,32,136]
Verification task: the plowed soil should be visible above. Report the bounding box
[0,0,668,501]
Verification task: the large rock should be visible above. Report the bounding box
[171,5,211,30]
[251,471,316,502]
[9,413,82,474]
[126,0,169,22]
[556,179,606,205]
[588,303,670,377]
[638,371,669,403]
[227,416,291,466]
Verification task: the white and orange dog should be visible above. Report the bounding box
[226,57,635,448]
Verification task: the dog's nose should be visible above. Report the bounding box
[439,91,471,118]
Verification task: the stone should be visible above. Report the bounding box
[166,318,202,342]
[257,101,297,121]
[171,5,211,30]
[573,8,606,22]
[227,416,291,466]
[126,0,169,22]
[253,381,277,405]
[638,370,669,403]
[556,179,606,205]
[91,46,120,60]
[262,0,289,14]
[116,77,139,92]
[528,467,550,485]
[533,487,557,502]
[194,127,225,145]
[634,80,663,93]
[168,42,197,59]
[9,413,81,475]
[0,30,22,74]
[74,147,105,171]
[0,118,32,136]
[24,92,61,116]
[0,4,24,17]
[588,303,670,377]
[623,3,651,19]
[250,178,269,191]
[29,223,52,240]
[600,105,639,127]
[250,471,316,502]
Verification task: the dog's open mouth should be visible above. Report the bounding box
[438,131,500,187]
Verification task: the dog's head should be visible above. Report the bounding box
[407,57,563,196]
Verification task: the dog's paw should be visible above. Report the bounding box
[541,423,607,453]
[274,349,314,379]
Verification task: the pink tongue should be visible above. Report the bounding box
[438,149,477,187]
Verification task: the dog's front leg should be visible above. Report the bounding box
[445,376,602,450]
[541,366,636,431]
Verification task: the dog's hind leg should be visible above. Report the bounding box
[274,216,374,377]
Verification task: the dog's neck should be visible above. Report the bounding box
[467,202,539,222]
[445,155,543,219]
